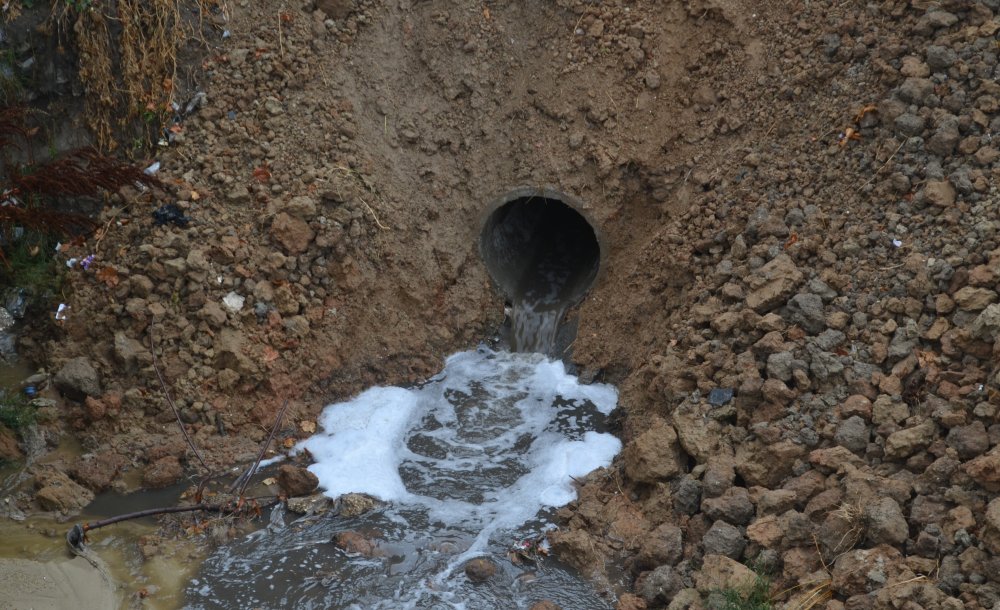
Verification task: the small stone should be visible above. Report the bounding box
[464,557,496,583]
[924,181,956,207]
[623,417,683,483]
[277,464,319,497]
[333,530,376,556]
[639,564,683,604]
[835,416,869,454]
[54,357,101,401]
[695,554,755,593]
[865,497,909,545]
[271,212,316,254]
[952,287,997,311]
[946,421,990,459]
[702,520,746,559]
[884,421,938,460]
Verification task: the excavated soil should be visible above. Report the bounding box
[5,0,1000,608]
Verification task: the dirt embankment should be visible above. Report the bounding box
[5,0,1000,608]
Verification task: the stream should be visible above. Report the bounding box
[187,347,620,609]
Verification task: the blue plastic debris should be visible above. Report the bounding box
[708,387,734,406]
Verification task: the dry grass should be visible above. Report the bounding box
[49,0,191,151]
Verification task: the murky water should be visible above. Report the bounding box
[188,348,620,609]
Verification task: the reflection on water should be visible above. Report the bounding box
[188,348,620,609]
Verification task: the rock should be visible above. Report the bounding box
[745,254,804,313]
[529,602,562,610]
[884,421,937,461]
[277,464,319,497]
[925,45,957,72]
[970,304,1000,340]
[279,195,318,220]
[213,329,257,377]
[673,476,702,515]
[702,487,754,525]
[702,457,735,498]
[894,113,925,137]
[735,440,803,488]
[982,498,1000,554]
[672,407,728,462]
[747,515,783,548]
[952,287,997,311]
[766,352,794,381]
[271,212,315,254]
[946,421,989,460]
[286,494,333,515]
[887,320,919,360]
[639,564,683,604]
[623,417,684,483]
[339,492,378,517]
[616,593,648,610]
[199,302,228,327]
[54,357,101,401]
[787,293,825,333]
[666,589,703,610]
[702,520,746,559]
[463,557,496,583]
[70,453,125,492]
[835,416,870,454]
[316,0,354,19]
[964,453,1000,491]
[113,331,150,373]
[897,78,934,105]
[34,469,94,514]
[695,554,755,593]
[864,497,909,546]
[333,531,376,556]
[143,455,183,489]
[924,181,956,207]
[636,523,684,568]
[831,546,903,596]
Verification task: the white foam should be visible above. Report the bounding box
[296,348,620,536]
[298,386,420,501]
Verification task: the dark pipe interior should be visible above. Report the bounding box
[479,195,601,308]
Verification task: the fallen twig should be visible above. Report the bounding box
[67,495,281,550]
[232,399,291,497]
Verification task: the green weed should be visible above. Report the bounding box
[0,391,35,431]
[715,571,772,610]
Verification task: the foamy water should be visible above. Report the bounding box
[187,347,620,609]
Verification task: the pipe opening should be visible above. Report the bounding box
[479,191,601,353]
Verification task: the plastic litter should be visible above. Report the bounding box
[80,254,95,270]
[152,204,191,227]
[708,387,734,406]
[222,292,245,312]
[144,161,161,175]
[55,303,69,322]
[892,239,902,248]
[65,258,78,268]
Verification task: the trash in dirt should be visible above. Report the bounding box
[892,239,903,248]
[184,91,207,115]
[65,258,78,268]
[227,110,237,120]
[23,386,36,398]
[152,204,191,227]
[55,303,69,322]
[222,291,245,312]
[80,254,95,270]
[708,387,734,406]
[144,161,161,175]
[222,29,231,38]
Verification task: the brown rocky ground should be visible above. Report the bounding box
[4,0,1000,608]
